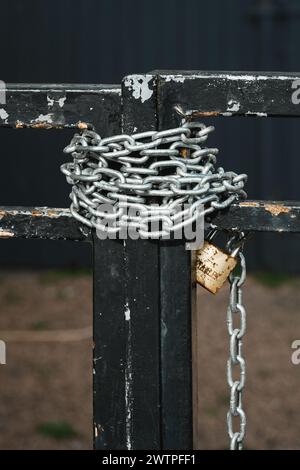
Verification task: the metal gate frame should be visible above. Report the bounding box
[1,71,300,450]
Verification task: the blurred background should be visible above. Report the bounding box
[0,0,300,450]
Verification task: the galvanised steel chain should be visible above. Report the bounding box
[226,234,247,450]
[62,118,248,450]
[61,122,247,237]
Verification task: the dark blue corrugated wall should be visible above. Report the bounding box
[0,0,299,271]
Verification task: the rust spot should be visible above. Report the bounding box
[47,209,65,218]
[78,121,88,130]
[189,111,220,118]
[180,148,188,158]
[15,121,24,128]
[264,204,290,216]
[0,230,14,238]
[239,201,260,208]
[15,120,88,130]
[47,210,57,217]
[30,122,55,129]
[31,210,43,217]
[0,210,7,219]
[15,120,64,130]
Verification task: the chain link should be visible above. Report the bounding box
[61,122,247,237]
[226,240,247,450]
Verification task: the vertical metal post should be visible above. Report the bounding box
[160,242,195,449]
[93,74,194,450]
[93,75,161,450]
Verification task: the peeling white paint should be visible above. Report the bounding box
[227,99,240,112]
[47,96,66,108]
[58,97,66,108]
[0,108,8,120]
[164,75,185,83]
[34,113,53,124]
[124,302,131,321]
[99,87,121,95]
[245,111,267,117]
[47,96,54,107]
[161,73,300,82]
[124,75,153,103]
[222,112,233,117]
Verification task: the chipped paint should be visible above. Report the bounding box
[99,87,121,95]
[227,99,240,112]
[239,201,260,208]
[93,356,102,363]
[240,201,292,216]
[164,75,185,83]
[78,121,88,130]
[0,108,8,121]
[124,302,131,321]
[162,73,300,82]
[189,110,220,118]
[0,230,14,238]
[0,207,71,218]
[264,204,290,216]
[47,96,55,107]
[246,111,267,117]
[124,75,153,103]
[58,97,66,108]
[15,121,24,128]
[94,423,104,440]
[34,113,53,124]
[48,96,66,108]
[185,107,268,118]
[16,116,88,130]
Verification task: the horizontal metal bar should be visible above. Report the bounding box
[0,207,91,242]
[154,71,300,127]
[212,200,300,233]
[0,201,299,242]
[0,84,121,132]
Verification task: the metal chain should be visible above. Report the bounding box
[226,238,247,450]
[61,122,247,237]
[62,118,249,449]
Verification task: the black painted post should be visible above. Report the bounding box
[93,73,194,450]
[93,75,161,450]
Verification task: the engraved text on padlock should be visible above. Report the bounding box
[196,241,237,294]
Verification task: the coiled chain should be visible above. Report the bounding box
[226,241,247,450]
[61,122,247,236]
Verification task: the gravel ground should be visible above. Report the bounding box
[0,270,300,450]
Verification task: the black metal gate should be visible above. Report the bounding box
[1,71,300,449]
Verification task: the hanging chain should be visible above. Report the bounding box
[226,235,247,450]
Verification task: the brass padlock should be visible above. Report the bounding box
[196,232,244,294]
